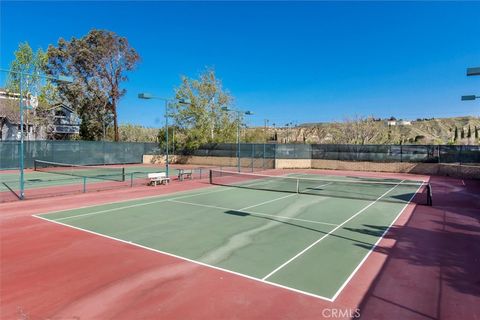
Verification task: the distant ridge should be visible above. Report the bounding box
[256,116,480,145]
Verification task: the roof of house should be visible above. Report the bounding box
[0,97,21,123]
[0,97,76,124]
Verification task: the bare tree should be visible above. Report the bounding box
[330,116,386,144]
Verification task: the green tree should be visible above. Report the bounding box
[461,127,465,139]
[46,30,140,141]
[454,126,458,141]
[156,126,179,152]
[475,126,479,139]
[245,127,267,143]
[107,124,158,142]
[5,42,60,139]
[467,125,472,138]
[171,68,238,150]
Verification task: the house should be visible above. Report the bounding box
[0,88,80,141]
[387,117,397,126]
[49,104,81,136]
[0,95,35,140]
[398,120,412,125]
[386,117,412,126]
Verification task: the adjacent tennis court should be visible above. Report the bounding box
[0,163,163,190]
[0,162,181,202]
[34,170,429,300]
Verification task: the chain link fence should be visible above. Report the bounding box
[185,143,480,166]
[2,141,478,171]
[0,140,159,169]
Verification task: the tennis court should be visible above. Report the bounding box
[0,162,185,202]
[34,170,429,300]
[0,163,163,190]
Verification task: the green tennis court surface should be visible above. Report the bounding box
[0,165,167,192]
[35,172,424,300]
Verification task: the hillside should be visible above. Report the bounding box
[261,116,480,145]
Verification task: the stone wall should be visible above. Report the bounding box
[143,155,480,179]
[143,155,274,169]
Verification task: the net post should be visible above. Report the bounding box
[83,177,87,193]
[296,178,299,194]
[121,168,125,182]
[130,173,134,187]
[427,183,433,206]
[209,170,213,184]
[34,160,37,171]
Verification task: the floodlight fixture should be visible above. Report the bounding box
[467,67,480,76]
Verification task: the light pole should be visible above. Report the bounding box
[138,93,191,177]
[0,68,72,200]
[221,107,253,172]
[172,125,175,157]
[207,95,216,141]
[264,119,269,168]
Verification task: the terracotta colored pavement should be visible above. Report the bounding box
[1,170,478,319]
[358,176,480,320]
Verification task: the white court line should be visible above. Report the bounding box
[169,198,339,227]
[32,178,421,302]
[34,186,219,217]
[34,171,289,219]
[54,187,233,221]
[261,180,405,281]
[51,176,282,221]
[238,193,297,211]
[306,182,333,191]
[32,214,334,302]
[330,182,423,301]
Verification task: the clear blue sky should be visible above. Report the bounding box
[1,1,479,127]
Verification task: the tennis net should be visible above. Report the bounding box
[209,170,432,205]
[34,160,125,182]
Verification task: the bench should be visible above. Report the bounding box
[178,169,194,181]
[147,172,170,186]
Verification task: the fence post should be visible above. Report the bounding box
[274,144,277,169]
[263,142,266,170]
[251,144,254,172]
[102,141,106,165]
[459,145,463,165]
[238,143,241,172]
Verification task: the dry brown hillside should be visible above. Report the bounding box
[258,116,480,145]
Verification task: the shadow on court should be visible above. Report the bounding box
[356,176,480,320]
